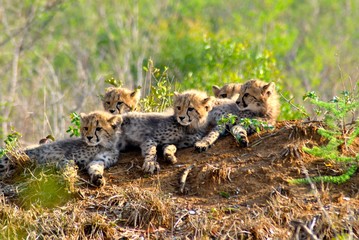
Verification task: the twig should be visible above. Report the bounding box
[249,130,282,147]
[291,220,320,240]
[279,91,309,117]
[126,161,134,172]
[179,164,194,193]
[173,212,189,229]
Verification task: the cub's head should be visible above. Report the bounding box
[102,87,140,114]
[212,83,242,100]
[235,79,280,122]
[173,90,213,130]
[80,111,122,148]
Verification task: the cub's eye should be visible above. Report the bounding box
[84,127,88,131]
[220,94,227,98]
[243,93,249,97]
[96,127,102,131]
[256,103,261,107]
[188,107,194,111]
[117,101,123,106]
[177,106,181,110]
[106,102,110,105]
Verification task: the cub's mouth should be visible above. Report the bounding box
[177,117,191,126]
[84,137,102,146]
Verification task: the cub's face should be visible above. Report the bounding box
[235,79,277,115]
[212,83,242,100]
[102,87,140,114]
[80,111,122,147]
[174,90,213,129]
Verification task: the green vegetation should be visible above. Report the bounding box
[139,60,175,112]
[290,91,359,184]
[66,112,81,137]
[16,165,77,209]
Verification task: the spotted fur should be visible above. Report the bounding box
[195,79,280,152]
[116,90,213,174]
[212,83,242,100]
[102,87,141,114]
[0,111,122,186]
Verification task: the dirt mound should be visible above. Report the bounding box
[2,120,358,239]
[85,120,356,238]
[107,120,357,201]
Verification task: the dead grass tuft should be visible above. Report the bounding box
[199,163,232,185]
[114,186,173,228]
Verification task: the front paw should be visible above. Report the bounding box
[195,141,210,152]
[164,154,177,164]
[142,158,160,174]
[231,126,249,147]
[236,136,249,147]
[233,134,249,147]
[91,174,106,187]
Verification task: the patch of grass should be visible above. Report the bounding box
[0,130,32,174]
[15,164,78,209]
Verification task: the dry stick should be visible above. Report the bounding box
[279,91,310,118]
[249,127,284,147]
[300,223,320,240]
[179,164,194,193]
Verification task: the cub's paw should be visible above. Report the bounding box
[231,126,249,147]
[142,159,160,174]
[90,174,106,187]
[164,154,177,164]
[163,145,177,164]
[195,141,210,152]
[234,134,249,147]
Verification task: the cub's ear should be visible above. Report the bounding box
[79,113,87,120]
[105,87,116,93]
[202,96,214,112]
[130,88,141,100]
[173,91,180,100]
[262,82,275,97]
[108,115,123,129]
[212,85,220,97]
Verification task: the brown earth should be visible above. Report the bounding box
[2,120,359,239]
[81,120,359,238]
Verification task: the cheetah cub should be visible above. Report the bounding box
[0,111,122,186]
[102,87,141,114]
[116,90,213,174]
[212,83,242,100]
[195,79,280,152]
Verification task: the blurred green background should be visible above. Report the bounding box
[0,0,358,143]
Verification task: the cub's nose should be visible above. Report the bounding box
[109,109,115,113]
[87,136,93,141]
[179,116,185,121]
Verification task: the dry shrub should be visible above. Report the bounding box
[198,163,232,185]
[107,186,174,229]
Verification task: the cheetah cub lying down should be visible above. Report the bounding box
[102,87,141,114]
[0,111,122,187]
[116,90,212,174]
[196,79,280,152]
